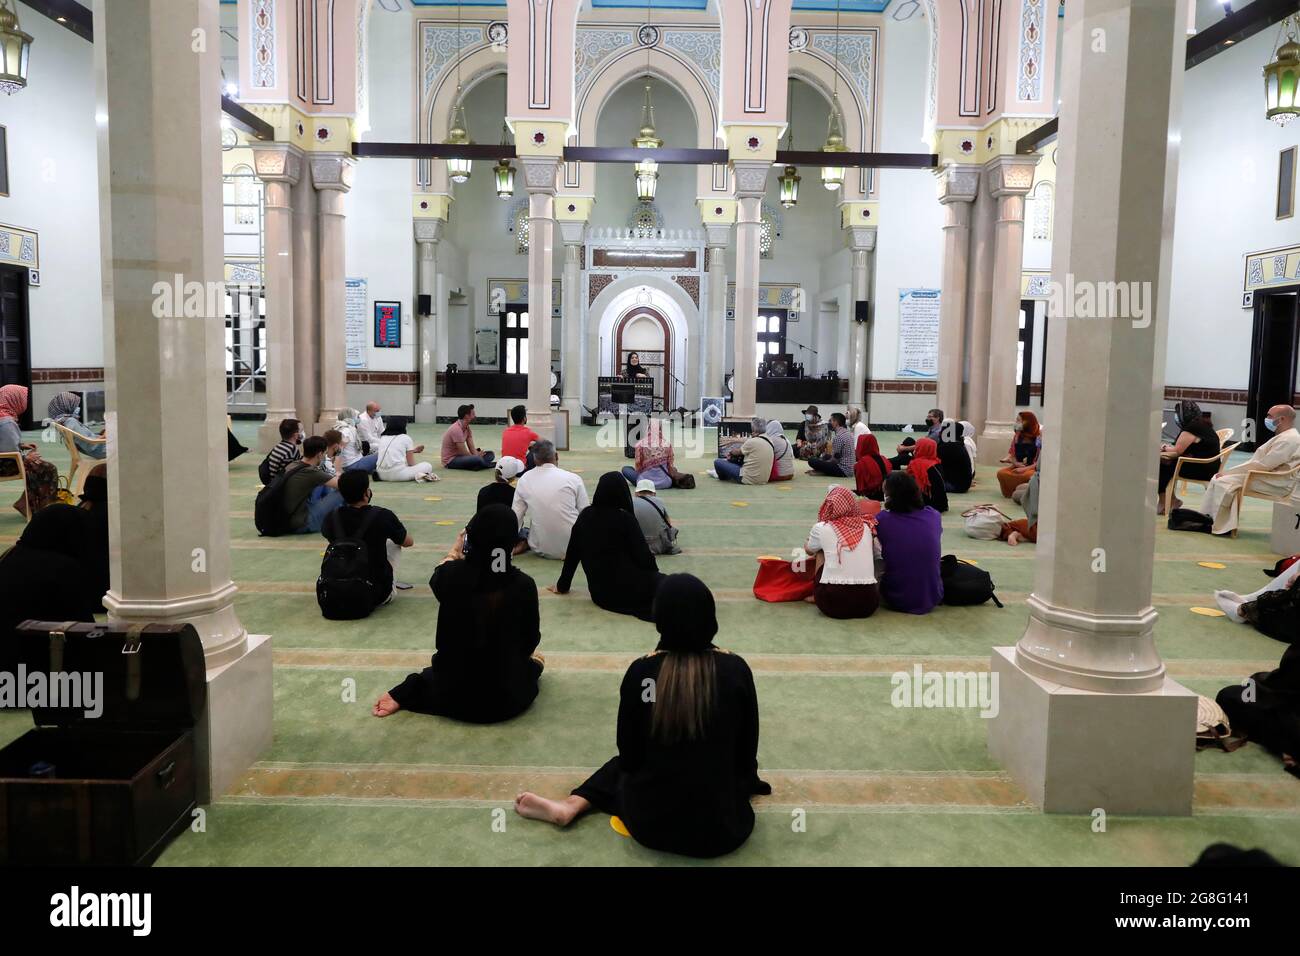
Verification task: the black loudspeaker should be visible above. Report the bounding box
[417,294,432,316]
[854,300,870,324]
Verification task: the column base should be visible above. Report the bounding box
[413,396,437,424]
[986,647,1196,815]
[978,421,1016,466]
[196,633,274,803]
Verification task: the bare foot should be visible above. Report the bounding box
[803,594,817,603]
[372,693,401,717]
[1007,531,1023,547]
[513,539,530,556]
[514,792,583,826]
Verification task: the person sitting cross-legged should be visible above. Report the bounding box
[804,485,880,619]
[441,404,496,471]
[282,435,345,534]
[373,504,543,723]
[807,412,856,478]
[512,440,588,559]
[622,418,676,490]
[514,573,770,859]
[322,470,415,609]
[632,478,681,555]
[478,456,530,556]
[375,418,438,483]
[710,416,774,484]
[501,405,540,471]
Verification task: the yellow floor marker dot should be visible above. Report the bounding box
[435,519,457,526]
[1190,606,1226,617]
[610,815,631,838]
[731,501,749,507]
[1197,561,1227,569]
[423,496,443,502]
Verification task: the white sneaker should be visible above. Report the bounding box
[394,581,414,591]
[707,469,718,479]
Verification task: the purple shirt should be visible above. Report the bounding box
[874,507,944,614]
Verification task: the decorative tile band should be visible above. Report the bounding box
[30,368,104,383]
[1244,244,1300,292]
[345,371,418,385]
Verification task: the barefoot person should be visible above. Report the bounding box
[373,505,542,722]
[515,573,770,858]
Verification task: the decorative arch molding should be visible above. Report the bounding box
[613,306,675,411]
[572,44,724,197]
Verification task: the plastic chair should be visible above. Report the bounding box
[1164,441,1238,516]
[1216,427,1234,445]
[51,421,106,497]
[0,451,30,523]
[1231,460,1300,538]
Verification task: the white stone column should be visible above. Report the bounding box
[978,155,1039,464]
[963,182,996,436]
[987,0,1196,815]
[93,0,271,801]
[312,155,354,427]
[413,218,443,423]
[291,172,320,428]
[522,157,560,439]
[251,144,302,452]
[845,226,877,408]
[730,162,769,418]
[935,165,979,421]
[704,226,730,400]
[559,220,585,417]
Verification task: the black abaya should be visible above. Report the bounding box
[1216,644,1300,759]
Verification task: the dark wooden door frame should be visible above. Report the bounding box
[0,263,33,430]
[614,306,672,411]
[1246,283,1300,452]
[497,302,529,375]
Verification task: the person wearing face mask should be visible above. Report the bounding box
[794,405,829,460]
[1199,404,1300,536]
[996,410,1041,499]
[924,409,945,442]
[262,418,304,482]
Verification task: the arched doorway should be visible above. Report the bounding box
[614,306,672,411]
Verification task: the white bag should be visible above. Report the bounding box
[962,504,1011,540]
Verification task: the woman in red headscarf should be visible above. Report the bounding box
[853,433,892,499]
[0,385,60,518]
[906,437,949,513]
[803,485,880,619]
[997,410,1041,499]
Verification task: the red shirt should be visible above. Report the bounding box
[501,424,540,461]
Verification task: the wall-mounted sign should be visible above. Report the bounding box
[374,300,401,348]
[345,277,367,369]
[896,288,941,378]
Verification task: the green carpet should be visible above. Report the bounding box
[1,421,1295,866]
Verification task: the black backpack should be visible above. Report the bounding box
[257,453,273,485]
[1168,508,1214,533]
[254,461,307,537]
[940,554,1004,607]
[316,508,381,620]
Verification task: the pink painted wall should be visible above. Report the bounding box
[718,0,792,125]
[506,0,582,121]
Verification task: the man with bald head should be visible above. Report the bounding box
[1200,404,1300,535]
[357,401,385,450]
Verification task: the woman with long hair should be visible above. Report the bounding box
[873,471,944,614]
[515,573,770,858]
[996,410,1042,499]
[805,486,880,619]
[373,504,542,722]
[552,472,664,620]
[853,433,891,499]
[907,436,949,513]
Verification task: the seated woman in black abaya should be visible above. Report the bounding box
[549,471,663,620]
[372,504,543,723]
[515,573,771,859]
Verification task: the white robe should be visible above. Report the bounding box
[1200,428,1300,534]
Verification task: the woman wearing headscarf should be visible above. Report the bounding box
[960,420,979,478]
[804,486,880,619]
[1157,400,1220,514]
[0,504,102,672]
[624,352,650,379]
[996,410,1042,498]
[846,406,871,439]
[621,418,675,490]
[552,472,663,620]
[45,391,106,460]
[935,420,974,494]
[332,407,378,474]
[908,437,948,513]
[373,504,542,723]
[765,419,794,481]
[853,433,892,499]
[0,385,60,518]
[515,573,770,858]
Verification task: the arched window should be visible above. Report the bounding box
[232,164,257,226]
[1030,181,1054,241]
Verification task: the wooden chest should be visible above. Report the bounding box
[0,621,206,866]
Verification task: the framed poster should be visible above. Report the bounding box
[345,278,367,369]
[699,396,726,428]
[896,288,941,378]
[374,300,401,348]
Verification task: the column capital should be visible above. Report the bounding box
[310,153,355,192]
[414,218,444,244]
[935,163,981,204]
[704,223,732,249]
[520,156,561,195]
[413,193,452,221]
[556,196,595,223]
[558,219,586,246]
[730,159,770,200]
[839,201,880,230]
[985,154,1039,199]
[844,225,878,253]
[250,142,304,185]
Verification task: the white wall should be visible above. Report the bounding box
[0,13,102,371]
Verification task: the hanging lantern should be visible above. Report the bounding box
[820,97,848,191]
[1264,16,1300,128]
[778,166,801,208]
[0,0,33,96]
[632,81,663,203]
[446,93,473,184]
[494,123,515,198]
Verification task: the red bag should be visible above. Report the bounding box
[753,556,816,603]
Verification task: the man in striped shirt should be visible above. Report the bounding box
[807,412,855,478]
[265,418,304,480]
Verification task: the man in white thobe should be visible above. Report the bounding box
[1200,405,1300,535]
